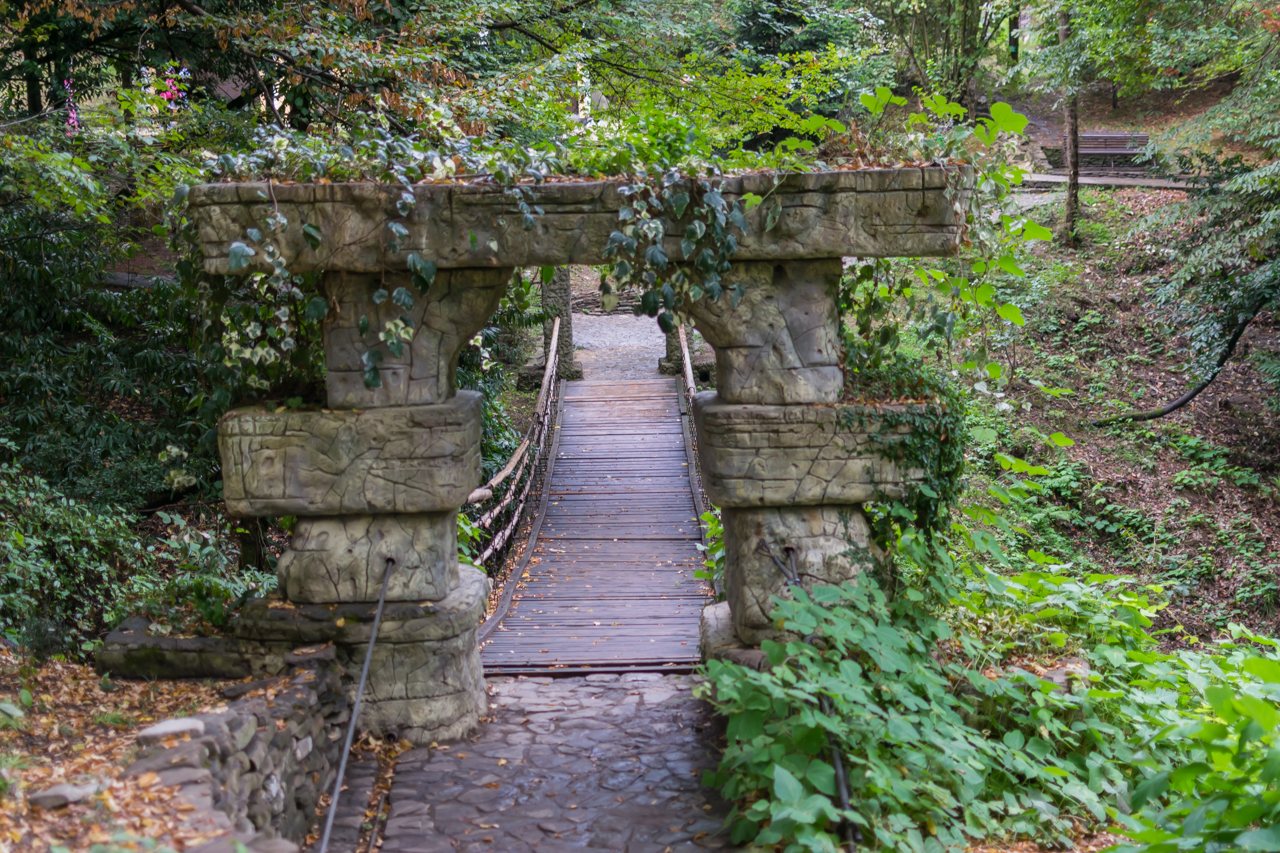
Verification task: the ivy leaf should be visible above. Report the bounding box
[764,200,782,232]
[681,238,696,259]
[644,244,668,270]
[361,348,383,388]
[669,192,690,217]
[391,287,414,310]
[228,241,256,272]
[397,190,415,216]
[996,303,1025,326]
[358,315,370,336]
[600,292,620,313]
[657,312,675,334]
[303,297,329,321]
[302,222,323,250]
[372,288,389,305]
[387,221,409,238]
[407,253,437,294]
[641,291,660,317]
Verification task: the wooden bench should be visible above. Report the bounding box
[1061,132,1150,164]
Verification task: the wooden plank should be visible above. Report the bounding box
[481,378,710,675]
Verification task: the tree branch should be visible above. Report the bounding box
[1091,309,1258,426]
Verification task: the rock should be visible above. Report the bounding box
[137,717,206,745]
[320,269,510,408]
[28,781,98,809]
[95,630,249,680]
[126,741,210,777]
[541,266,582,380]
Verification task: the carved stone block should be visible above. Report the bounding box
[219,393,481,516]
[692,393,925,507]
[721,506,882,645]
[322,269,509,408]
[189,168,972,275]
[687,260,842,405]
[235,566,489,646]
[278,513,458,603]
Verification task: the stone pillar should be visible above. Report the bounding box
[541,266,582,380]
[688,260,886,647]
[223,267,510,744]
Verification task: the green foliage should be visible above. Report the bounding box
[0,442,151,654]
[701,540,1280,853]
[695,508,726,601]
[1110,627,1280,853]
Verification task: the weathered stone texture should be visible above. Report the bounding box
[687,260,842,404]
[235,567,489,745]
[722,505,882,644]
[322,269,509,408]
[113,656,348,850]
[219,392,481,517]
[236,565,489,646]
[190,167,972,275]
[278,512,458,603]
[692,392,925,506]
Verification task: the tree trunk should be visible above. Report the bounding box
[23,46,41,116]
[1058,8,1079,247]
[1008,8,1019,62]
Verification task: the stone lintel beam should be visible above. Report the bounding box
[219,392,481,517]
[323,269,509,408]
[692,392,926,506]
[190,166,972,275]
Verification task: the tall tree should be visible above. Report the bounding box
[1058,6,1079,246]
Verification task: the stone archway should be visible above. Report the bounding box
[191,166,972,744]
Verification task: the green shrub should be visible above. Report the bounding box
[0,441,153,654]
[700,547,1280,853]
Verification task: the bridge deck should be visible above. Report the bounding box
[480,378,709,674]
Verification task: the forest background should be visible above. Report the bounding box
[1,0,1280,851]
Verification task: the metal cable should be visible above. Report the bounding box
[757,539,863,849]
[318,556,395,853]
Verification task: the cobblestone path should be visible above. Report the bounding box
[380,673,732,853]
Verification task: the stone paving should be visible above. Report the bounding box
[572,312,666,381]
[379,673,732,853]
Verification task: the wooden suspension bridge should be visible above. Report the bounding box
[479,368,710,675]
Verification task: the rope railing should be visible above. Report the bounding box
[464,316,561,570]
[678,324,697,409]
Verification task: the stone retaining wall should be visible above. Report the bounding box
[120,646,347,851]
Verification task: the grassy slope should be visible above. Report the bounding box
[959,185,1279,640]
